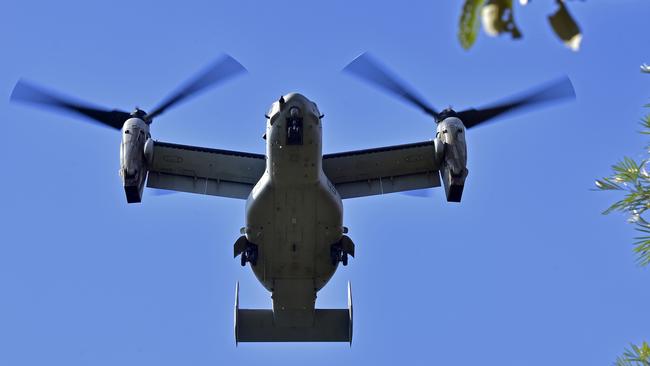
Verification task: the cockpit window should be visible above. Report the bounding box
[286,110,303,145]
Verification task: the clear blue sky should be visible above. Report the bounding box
[1,1,649,365]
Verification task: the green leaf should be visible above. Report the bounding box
[458,0,485,50]
[548,1,582,51]
[614,342,650,365]
[597,78,650,268]
[639,115,650,134]
[595,179,622,191]
[632,233,650,266]
[639,342,650,362]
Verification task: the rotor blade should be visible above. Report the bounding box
[10,79,130,130]
[343,52,439,120]
[457,76,575,129]
[147,54,247,121]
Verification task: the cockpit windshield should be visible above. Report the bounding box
[286,107,303,145]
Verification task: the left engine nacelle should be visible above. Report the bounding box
[435,117,468,202]
[119,117,152,203]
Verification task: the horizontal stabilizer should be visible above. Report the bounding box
[234,282,353,343]
[236,309,351,342]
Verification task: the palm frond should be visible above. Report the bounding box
[614,342,650,366]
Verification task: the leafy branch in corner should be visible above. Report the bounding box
[613,342,650,366]
[595,65,650,267]
[458,0,582,51]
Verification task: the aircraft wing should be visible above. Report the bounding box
[146,141,265,199]
[323,141,441,199]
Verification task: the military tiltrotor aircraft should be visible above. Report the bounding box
[10,52,574,344]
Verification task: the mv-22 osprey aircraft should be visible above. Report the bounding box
[11,53,574,344]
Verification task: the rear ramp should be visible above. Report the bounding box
[234,282,353,344]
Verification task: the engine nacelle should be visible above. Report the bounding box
[436,117,468,202]
[119,117,151,203]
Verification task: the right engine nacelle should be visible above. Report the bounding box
[119,117,151,203]
[435,117,468,202]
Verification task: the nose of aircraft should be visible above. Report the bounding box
[280,93,320,120]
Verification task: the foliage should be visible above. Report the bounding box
[613,342,650,366]
[458,0,485,50]
[598,66,649,366]
[595,67,650,266]
[458,0,582,51]
[595,118,650,266]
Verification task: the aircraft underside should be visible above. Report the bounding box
[10,51,574,345]
[235,173,355,342]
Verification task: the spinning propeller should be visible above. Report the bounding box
[343,52,575,128]
[343,52,575,201]
[10,54,247,129]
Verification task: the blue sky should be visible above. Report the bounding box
[1,1,649,365]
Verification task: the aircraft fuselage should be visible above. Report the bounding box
[244,93,344,324]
